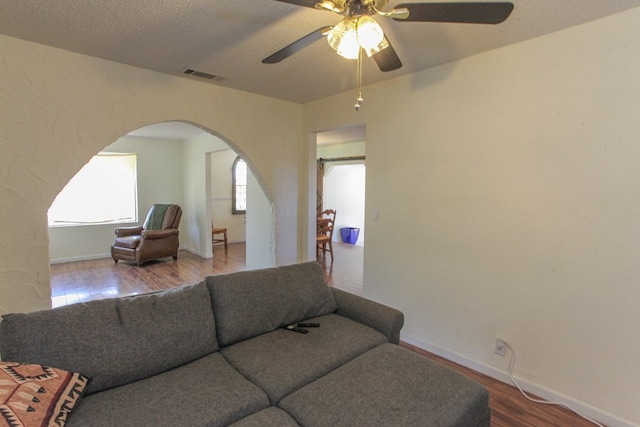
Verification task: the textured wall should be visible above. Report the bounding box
[0,34,302,316]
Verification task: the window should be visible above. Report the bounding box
[48,152,137,226]
[232,156,247,214]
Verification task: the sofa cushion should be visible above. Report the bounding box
[221,313,388,404]
[0,361,90,427]
[279,343,491,427]
[229,407,300,427]
[0,281,218,395]
[206,262,337,346]
[66,353,270,427]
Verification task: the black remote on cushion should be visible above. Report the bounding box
[284,324,309,334]
[297,323,320,328]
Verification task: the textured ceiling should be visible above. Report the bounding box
[2,0,640,105]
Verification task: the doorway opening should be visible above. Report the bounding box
[316,124,366,246]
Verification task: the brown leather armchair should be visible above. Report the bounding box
[111,204,182,266]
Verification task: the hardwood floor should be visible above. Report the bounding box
[51,242,248,307]
[315,242,364,296]
[50,242,364,307]
[401,342,601,427]
[50,242,602,426]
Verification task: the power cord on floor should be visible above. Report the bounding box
[503,341,605,427]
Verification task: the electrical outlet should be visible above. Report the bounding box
[494,338,507,356]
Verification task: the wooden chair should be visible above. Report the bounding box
[212,223,228,252]
[316,209,336,260]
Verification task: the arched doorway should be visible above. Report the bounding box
[48,121,275,270]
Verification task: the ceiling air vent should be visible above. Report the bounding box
[181,68,223,81]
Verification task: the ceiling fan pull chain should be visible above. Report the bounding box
[355,48,364,111]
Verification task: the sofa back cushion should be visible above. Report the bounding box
[0,281,218,395]
[206,262,337,346]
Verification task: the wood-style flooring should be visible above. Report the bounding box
[51,243,249,307]
[50,242,602,426]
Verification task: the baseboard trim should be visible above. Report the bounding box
[181,247,209,258]
[50,253,112,264]
[401,334,636,427]
[50,240,246,264]
[187,239,246,259]
[49,243,230,264]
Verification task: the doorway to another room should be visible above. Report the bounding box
[315,124,366,293]
[316,124,366,247]
[209,150,246,255]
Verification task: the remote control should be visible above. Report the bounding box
[284,324,309,334]
[297,322,320,328]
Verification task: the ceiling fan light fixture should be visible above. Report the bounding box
[315,0,342,13]
[327,15,388,60]
[327,19,360,59]
[355,15,385,52]
[363,35,388,57]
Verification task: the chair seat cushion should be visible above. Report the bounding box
[66,353,270,427]
[220,313,388,404]
[114,235,140,249]
[279,343,490,427]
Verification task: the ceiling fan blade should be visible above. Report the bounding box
[262,26,332,64]
[373,40,402,72]
[273,0,320,8]
[392,2,514,24]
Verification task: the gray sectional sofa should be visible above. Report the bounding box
[0,262,490,426]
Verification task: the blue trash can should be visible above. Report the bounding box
[340,227,360,244]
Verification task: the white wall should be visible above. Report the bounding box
[318,140,366,158]
[246,167,275,269]
[0,34,301,317]
[323,164,366,244]
[303,8,640,427]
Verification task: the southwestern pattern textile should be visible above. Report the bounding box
[0,362,89,427]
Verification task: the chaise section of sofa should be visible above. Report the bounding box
[280,343,490,427]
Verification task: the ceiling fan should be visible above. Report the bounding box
[263,1,514,109]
